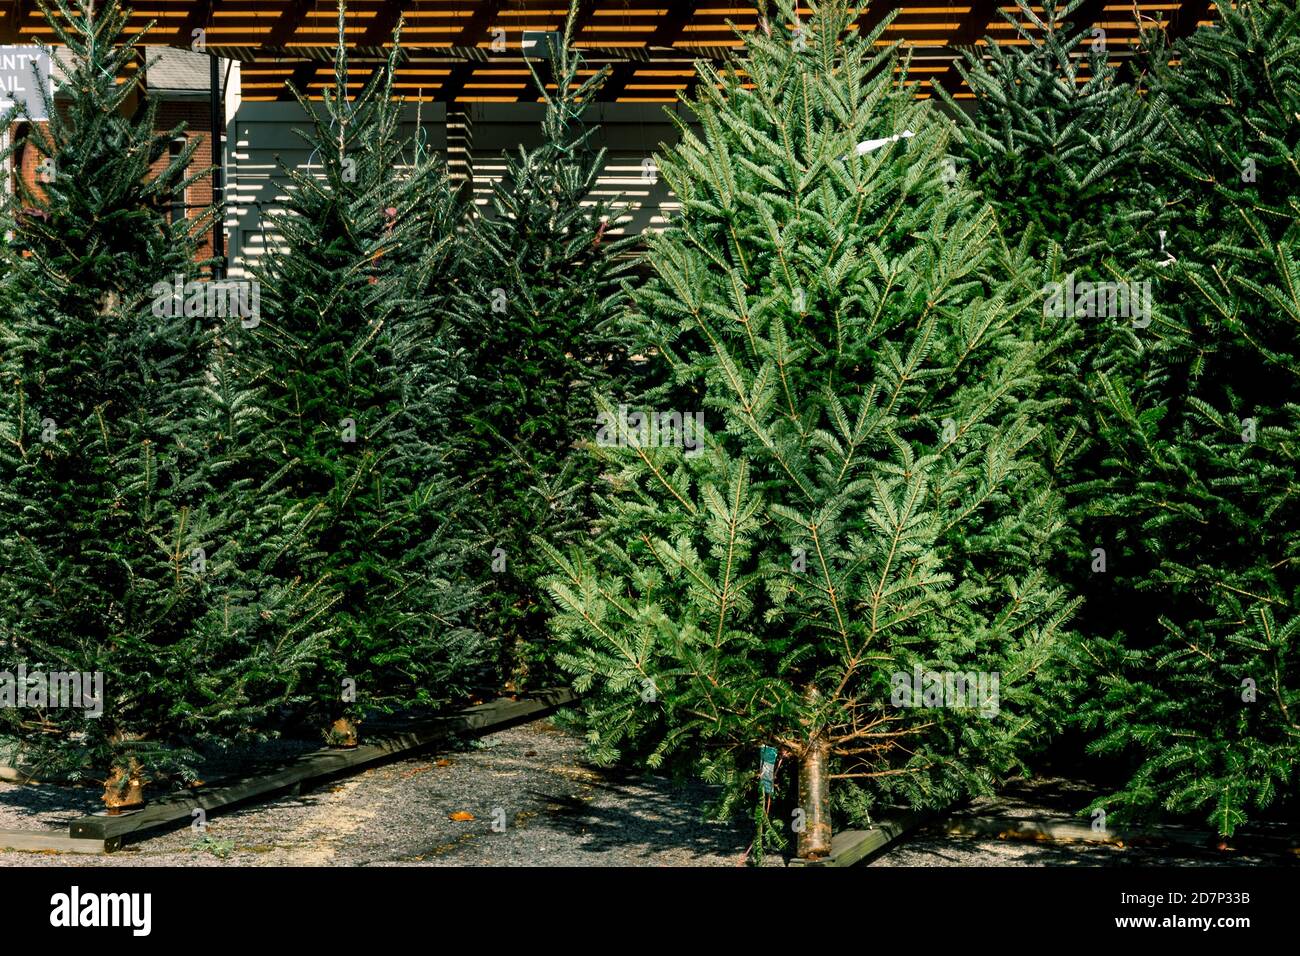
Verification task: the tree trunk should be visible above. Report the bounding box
[797,738,832,858]
[327,716,360,748]
[102,757,145,812]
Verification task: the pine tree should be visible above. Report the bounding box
[1074,0,1300,836]
[939,0,1169,275]
[451,8,636,688]
[241,5,486,737]
[937,0,1172,503]
[542,1,1078,859]
[0,0,327,790]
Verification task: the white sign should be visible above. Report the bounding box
[0,47,53,121]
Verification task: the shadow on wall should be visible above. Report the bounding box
[223,101,694,275]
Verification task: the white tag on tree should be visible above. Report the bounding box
[853,130,916,155]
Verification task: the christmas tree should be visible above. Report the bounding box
[938,0,1169,275]
[937,0,1171,504]
[0,0,328,793]
[1074,0,1300,836]
[932,0,1168,790]
[240,5,486,739]
[542,1,1078,859]
[451,7,637,688]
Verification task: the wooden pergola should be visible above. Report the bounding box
[0,1,1220,102]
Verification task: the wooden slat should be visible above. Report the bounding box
[265,0,316,48]
[933,0,1000,94]
[1167,0,1212,40]
[788,811,930,867]
[359,0,409,47]
[0,828,118,854]
[68,689,577,845]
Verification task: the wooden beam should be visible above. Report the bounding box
[69,689,578,846]
[1167,0,1213,41]
[570,0,601,42]
[266,0,315,49]
[174,0,216,50]
[1,0,28,41]
[456,0,511,48]
[279,59,321,101]
[439,60,477,103]
[854,2,900,44]
[597,60,638,101]
[360,0,409,48]
[788,811,931,867]
[225,49,709,69]
[0,829,118,855]
[949,0,1002,47]
[932,0,1001,95]
[646,0,700,49]
[945,813,1300,855]
[1066,0,1108,36]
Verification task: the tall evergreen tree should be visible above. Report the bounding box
[543,1,1078,859]
[934,0,1171,783]
[242,6,486,738]
[0,0,327,790]
[452,7,636,688]
[939,0,1169,276]
[938,0,1171,503]
[1074,0,1300,835]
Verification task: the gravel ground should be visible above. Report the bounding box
[1,725,1293,867]
[0,721,767,867]
[872,830,1288,867]
[874,778,1297,867]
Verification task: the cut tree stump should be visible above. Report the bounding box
[67,689,577,847]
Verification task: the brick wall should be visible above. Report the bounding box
[6,96,217,265]
[154,100,216,263]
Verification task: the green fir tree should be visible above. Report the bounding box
[240,5,486,736]
[543,1,1079,859]
[1075,0,1300,836]
[0,0,328,787]
[938,0,1169,275]
[452,7,637,688]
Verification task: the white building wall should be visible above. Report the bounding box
[223,101,691,274]
[224,100,448,276]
